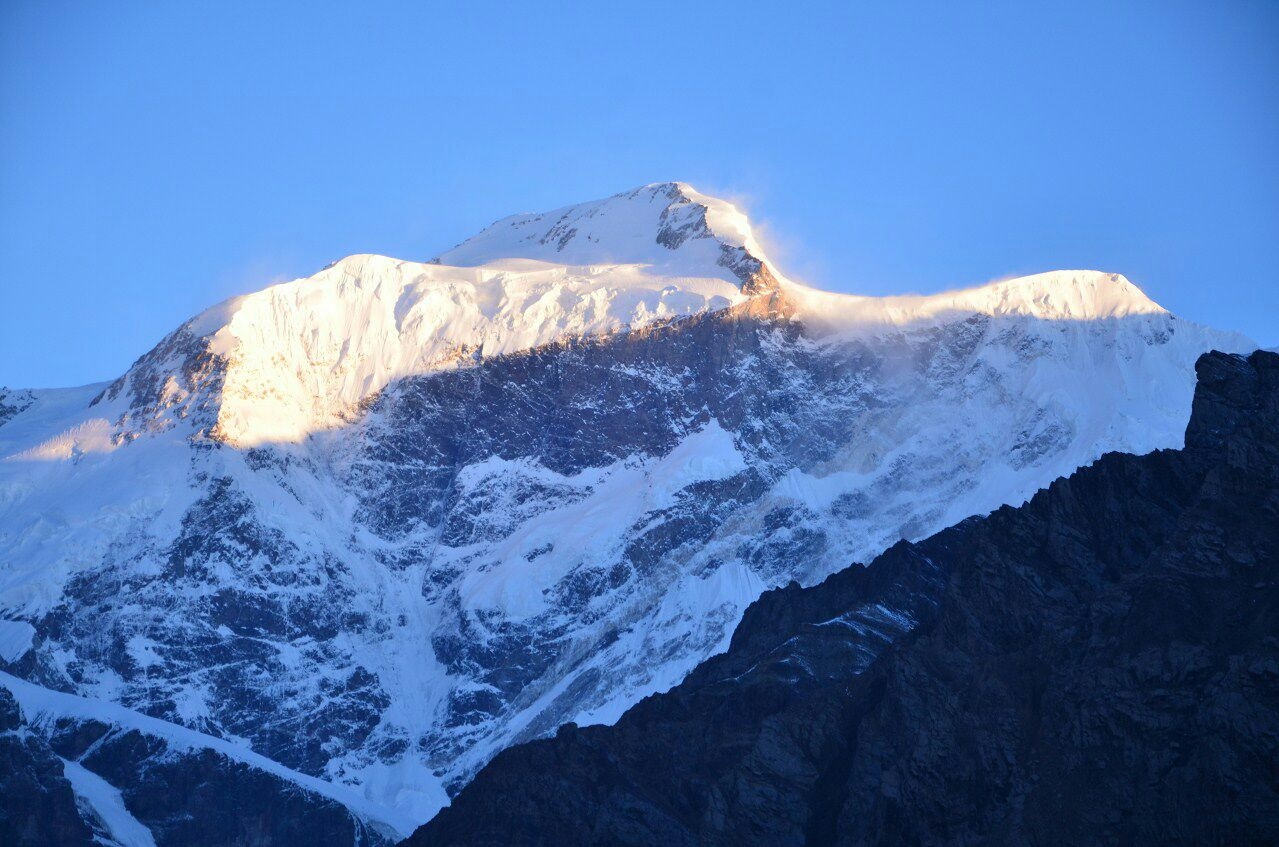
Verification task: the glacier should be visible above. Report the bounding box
[0,182,1257,841]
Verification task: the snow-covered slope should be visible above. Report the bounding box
[787,268,1168,332]
[0,183,1257,841]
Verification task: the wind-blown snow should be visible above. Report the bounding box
[77,182,777,448]
[784,270,1169,337]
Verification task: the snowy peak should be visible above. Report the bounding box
[783,270,1173,337]
[77,262,1200,451]
[946,270,1167,319]
[43,184,1235,452]
[0,182,1262,841]
[434,182,781,294]
[82,183,787,447]
[94,251,749,447]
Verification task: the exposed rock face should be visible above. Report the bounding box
[0,388,35,429]
[0,689,96,847]
[408,349,1279,846]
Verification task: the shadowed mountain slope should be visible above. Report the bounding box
[409,349,1279,846]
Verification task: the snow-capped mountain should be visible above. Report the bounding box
[0,182,1256,844]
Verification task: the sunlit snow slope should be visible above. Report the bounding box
[0,182,1256,842]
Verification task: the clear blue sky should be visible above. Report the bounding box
[2,1,1276,387]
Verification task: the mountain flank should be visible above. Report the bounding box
[409,349,1279,846]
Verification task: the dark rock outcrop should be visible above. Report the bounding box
[0,682,397,846]
[407,349,1279,846]
[0,689,96,847]
[0,387,35,428]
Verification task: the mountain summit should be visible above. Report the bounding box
[434,182,781,294]
[91,183,782,447]
[86,184,1186,449]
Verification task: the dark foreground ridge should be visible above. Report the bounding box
[408,350,1279,846]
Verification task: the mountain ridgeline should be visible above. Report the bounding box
[0,183,1264,844]
[409,348,1279,846]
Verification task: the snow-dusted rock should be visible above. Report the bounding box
[0,182,1256,838]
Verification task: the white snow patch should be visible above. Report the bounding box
[457,421,746,620]
[60,757,157,847]
[646,420,746,510]
[572,559,767,728]
[0,619,35,662]
[4,418,117,462]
